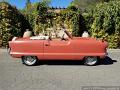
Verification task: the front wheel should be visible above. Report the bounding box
[22,56,38,66]
[84,56,98,66]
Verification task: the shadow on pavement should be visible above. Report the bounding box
[37,60,84,66]
[36,56,117,66]
[100,56,117,65]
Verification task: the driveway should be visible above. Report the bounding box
[0,49,120,90]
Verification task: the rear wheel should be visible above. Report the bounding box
[22,56,38,66]
[84,56,98,66]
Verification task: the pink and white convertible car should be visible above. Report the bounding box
[8,30,108,66]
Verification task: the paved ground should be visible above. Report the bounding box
[0,49,120,90]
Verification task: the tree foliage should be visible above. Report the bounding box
[83,1,120,48]
[0,2,31,47]
[21,0,54,35]
[72,0,110,12]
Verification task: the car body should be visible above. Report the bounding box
[8,30,108,66]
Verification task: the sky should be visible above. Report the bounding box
[5,0,73,9]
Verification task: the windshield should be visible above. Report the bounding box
[63,29,73,39]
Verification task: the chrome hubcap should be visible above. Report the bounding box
[24,56,36,65]
[86,57,97,65]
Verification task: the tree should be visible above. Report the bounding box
[72,0,110,12]
[84,1,120,48]
[0,2,31,47]
[21,0,52,35]
[25,0,31,10]
[26,0,31,6]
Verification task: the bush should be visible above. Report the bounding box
[0,2,31,47]
[83,1,120,48]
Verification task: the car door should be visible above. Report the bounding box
[43,39,76,60]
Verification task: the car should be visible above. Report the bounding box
[8,30,108,66]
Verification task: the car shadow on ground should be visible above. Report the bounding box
[36,56,117,66]
[100,56,117,65]
[38,60,84,66]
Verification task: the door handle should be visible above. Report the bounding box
[45,43,50,46]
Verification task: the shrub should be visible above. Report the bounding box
[83,1,120,48]
[0,2,31,47]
